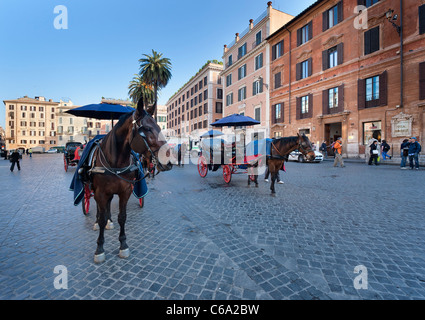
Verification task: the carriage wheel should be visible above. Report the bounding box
[64,157,68,172]
[198,156,208,178]
[223,165,232,184]
[82,184,91,215]
[139,197,144,208]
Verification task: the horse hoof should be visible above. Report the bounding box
[106,220,114,230]
[119,248,130,259]
[93,223,99,231]
[94,252,106,264]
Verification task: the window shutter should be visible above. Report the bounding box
[308,94,313,118]
[358,78,366,109]
[253,81,256,96]
[308,58,313,77]
[322,89,329,115]
[338,84,344,112]
[322,49,328,70]
[420,62,425,100]
[279,40,284,56]
[379,70,388,106]
[296,97,301,120]
[296,62,301,81]
[364,30,370,55]
[357,0,365,5]
[272,104,276,124]
[272,44,276,60]
[322,11,329,32]
[419,5,425,35]
[280,102,284,122]
[308,21,313,41]
[297,28,302,46]
[275,72,281,89]
[259,78,263,93]
[337,1,343,23]
[370,27,380,53]
[337,42,344,65]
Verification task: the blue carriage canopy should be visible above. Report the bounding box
[211,114,260,127]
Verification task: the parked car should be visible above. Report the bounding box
[45,148,58,153]
[288,150,323,163]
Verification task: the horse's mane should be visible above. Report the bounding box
[274,136,299,145]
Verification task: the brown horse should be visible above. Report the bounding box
[266,134,315,194]
[89,98,172,263]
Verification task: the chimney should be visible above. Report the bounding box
[224,44,228,54]
[235,33,240,42]
[249,19,254,30]
[267,1,272,15]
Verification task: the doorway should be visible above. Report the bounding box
[325,122,342,145]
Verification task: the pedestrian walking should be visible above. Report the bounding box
[400,139,409,169]
[381,140,392,160]
[333,137,344,167]
[368,140,380,166]
[320,140,328,158]
[28,148,32,158]
[10,149,21,172]
[408,137,421,170]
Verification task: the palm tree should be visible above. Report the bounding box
[139,50,172,118]
[128,74,155,108]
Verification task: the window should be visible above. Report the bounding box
[323,44,343,70]
[238,87,246,102]
[358,71,387,109]
[328,87,339,109]
[255,31,262,46]
[252,79,263,96]
[296,58,312,80]
[363,0,379,8]
[274,131,282,138]
[274,72,282,89]
[255,53,263,70]
[226,74,232,87]
[301,96,309,114]
[301,60,309,79]
[296,94,313,119]
[363,121,381,145]
[420,4,425,35]
[216,102,223,113]
[226,93,233,106]
[272,103,283,124]
[204,103,208,114]
[217,88,223,99]
[323,2,343,31]
[204,89,208,100]
[204,76,207,86]
[366,76,379,101]
[238,64,247,80]
[364,26,379,55]
[272,41,283,60]
[420,62,425,100]
[238,43,247,59]
[254,107,261,122]
[297,22,312,46]
[228,55,233,67]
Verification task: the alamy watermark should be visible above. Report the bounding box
[53,5,68,30]
[53,265,68,290]
[353,265,368,290]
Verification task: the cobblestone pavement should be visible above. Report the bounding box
[0,154,424,300]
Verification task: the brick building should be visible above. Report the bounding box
[267,0,425,158]
[166,61,223,137]
[221,1,293,140]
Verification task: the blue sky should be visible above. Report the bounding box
[0,0,316,127]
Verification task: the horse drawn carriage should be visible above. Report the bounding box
[64,141,83,172]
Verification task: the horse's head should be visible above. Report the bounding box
[297,133,316,161]
[130,98,172,172]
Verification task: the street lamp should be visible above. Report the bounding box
[385,9,401,35]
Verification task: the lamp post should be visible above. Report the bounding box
[385,5,403,108]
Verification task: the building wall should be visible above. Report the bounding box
[166,62,223,137]
[268,0,425,157]
[221,2,293,139]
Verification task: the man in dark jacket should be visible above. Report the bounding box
[408,137,421,170]
[400,139,409,169]
[10,150,21,172]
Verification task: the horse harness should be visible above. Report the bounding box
[270,138,311,160]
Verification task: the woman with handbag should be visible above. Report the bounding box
[368,140,379,166]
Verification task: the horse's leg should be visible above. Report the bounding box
[106,196,114,230]
[94,194,109,263]
[269,162,277,194]
[118,190,132,259]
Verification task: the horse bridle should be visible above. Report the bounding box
[130,111,167,172]
[271,137,313,158]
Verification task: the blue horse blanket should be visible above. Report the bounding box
[69,135,148,206]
